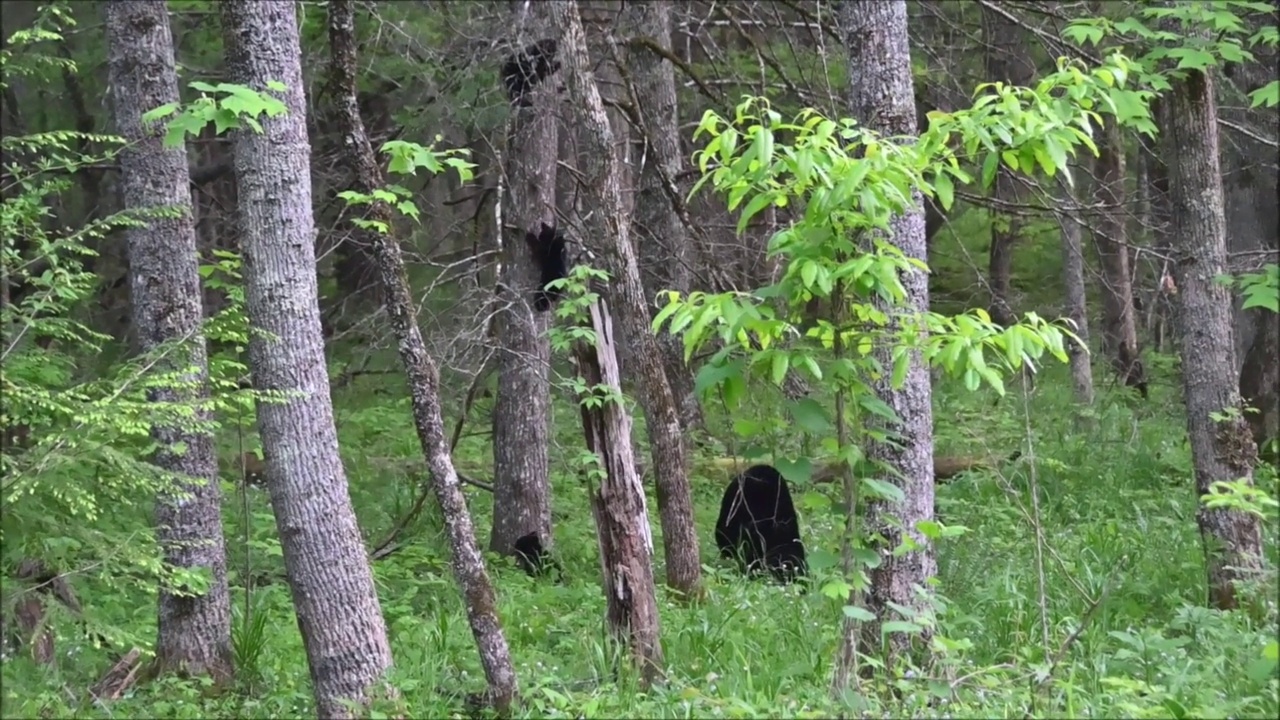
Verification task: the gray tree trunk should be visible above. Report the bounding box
[835,0,936,686]
[1156,64,1265,611]
[552,0,702,599]
[1219,46,1280,462]
[490,5,556,560]
[221,2,393,715]
[548,0,666,678]
[981,4,1035,328]
[326,1,518,711]
[103,0,232,684]
[1093,120,1148,397]
[617,0,703,437]
[1057,206,1095,406]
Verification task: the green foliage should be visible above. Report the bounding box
[1217,264,1280,313]
[1064,0,1279,107]
[9,360,1275,719]
[337,134,477,232]
[0,9,269,664]
[660,51,1145,409]
[0,3,78,87]
[143,80,289,146]
[652,49,1157,663]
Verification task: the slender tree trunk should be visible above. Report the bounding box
[221,3,393,715]
[1093,120,1148,397]
[548,0,666,676]
[1156,59,1264,611]
[325,1,518,710]
[1239,313,1279,464]
[1057,207,1095,406]
[604,1,706,594]
[835,0,935,687]
[1143,140,1177,352]
[617,0,703,437]
[490,5,556,560]
[103,0,232,684]
[981,4,1035,328]
[552,1,702,598]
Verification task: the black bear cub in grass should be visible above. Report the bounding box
[526,223,569,312]
[714,464,808,584]
[501,39,560,107]
[513,532,561,579]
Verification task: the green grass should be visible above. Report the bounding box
[4,352,1277,719]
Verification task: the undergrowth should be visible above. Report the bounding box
[3,354,1277,719]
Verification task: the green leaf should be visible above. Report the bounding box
[770,351,790,386]
[141,103,179,123]
[851,546,881,568]
[843,605,876,621]
[933,171,954,211]
[789,397,832,433]
[983,151,1003,188]
[861,477,904,503]
[881,621,924,635]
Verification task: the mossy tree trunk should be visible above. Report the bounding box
[834,0,937,688]
[325,1,518,710]
[490,2,557,561]
[1155,49,1265,612]
[222,2,393,715]
[103,0,232,685]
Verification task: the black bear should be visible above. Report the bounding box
[501,38,560,107]
[714,464,808,584]
[526,223,569,312]
[513,532,560,579]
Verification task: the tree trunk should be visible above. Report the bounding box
[490,6,556,560]
[571,302,665,684]
[325,1,518,710]
[1093,120,1148,397]
[1156,60,1264,611]
[548,0,666,676]
[835,0,936,686]
[1144,140,1177,352]
[103,0,233,685]
[1057,207,1095,406]
[1239,313,1279,464]
[551,0,703,599]
[1220,47,1280,464]
[981,4,1035,328]
[221,3,393,715]
[617,0,703,437]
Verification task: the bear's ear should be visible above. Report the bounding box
[540,222,556,238]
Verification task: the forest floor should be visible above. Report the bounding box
[4,355,1276,719]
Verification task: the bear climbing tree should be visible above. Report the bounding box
[501,38,561,107]
[525,222,569,312]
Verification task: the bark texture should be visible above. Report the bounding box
[981,4,1035,327]
[103,0,232,683]
[490,5,556,560]
[1239,311,1279,463]
[221,3,393,715]
[617,0,703,436]
[1093,120,1148,397]
[571,303,665,684]
[836,0,936,685]
[325,1,517,709]
[549,0,666,678]
[1058,208,1095,406]
[552,0,701,597]
[1156,62,1264,611]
